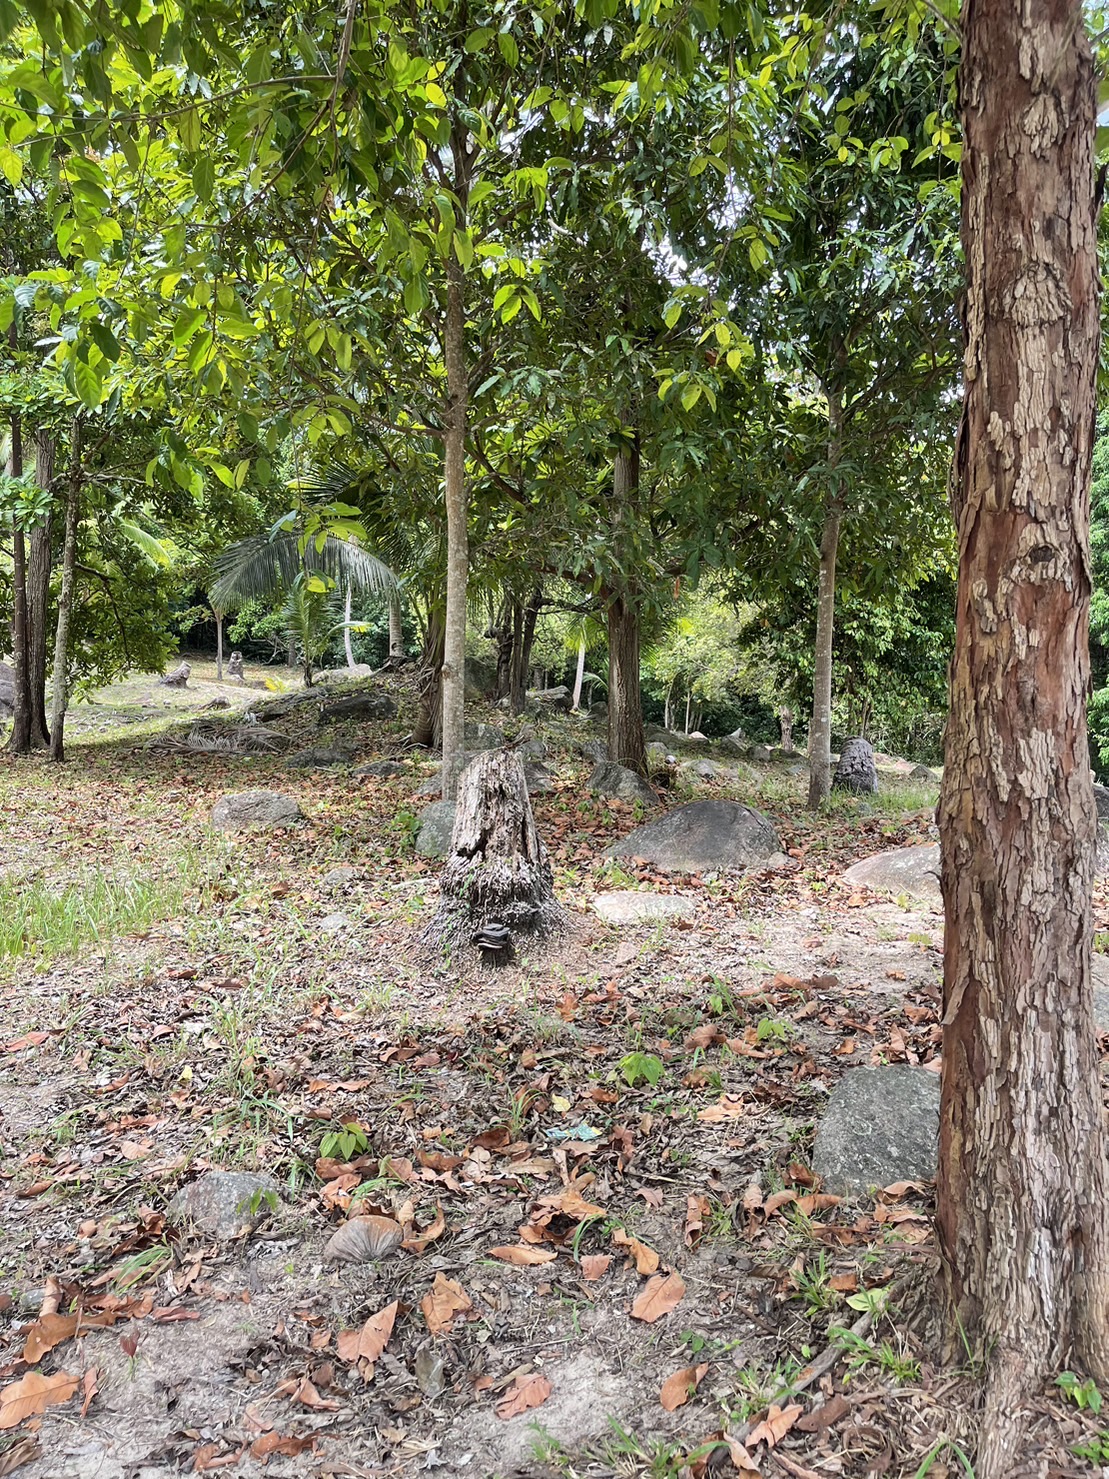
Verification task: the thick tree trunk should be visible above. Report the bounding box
[441,254,469,800]
[936,7,1109,1474]
[806,496,841,808]
[387,585,404,661]
[607,590,646,775]
[427,748,565,951]
[215,608,224,680]
[7,411,30,755]
[27,429,53,749]
[571,632,586,711]
[48,420,81,764]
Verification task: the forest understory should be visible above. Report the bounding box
[0,671,1103,1479]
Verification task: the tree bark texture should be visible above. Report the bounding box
[440,253,469,801]
[413,607,445,749]
[606,444,647,774]
[572,632,586,710]
[215,608,224,680]
[7,410,30,754]
[427,748,565,950]
[27,429,53,749]
[48,420,81,763]
[388,585,404,660]
[343,585,355,670]
[806,382,843,809]
[937,5,1109,1471]
[509,587,541,715]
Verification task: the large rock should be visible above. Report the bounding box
[530,685,573,711]
[318,692,397,724]
[465,721,503,750]
[592,892,697,925]
[465,659,498,701]
[813,1066,940,1195]
[168,1171,280,1239]
[842,844,941,903]
[211,791,303,830]
[605,800,780,873]
[415,801,455,859]
[588,761,658,807]
[833,737,879,795]
[1094,782,1109,821]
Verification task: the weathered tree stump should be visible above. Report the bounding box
[158,661,191,688]
[226,651,245,682]
[426,748,564,954]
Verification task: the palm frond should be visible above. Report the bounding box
[119,519,176,568]
[211,531,395,611]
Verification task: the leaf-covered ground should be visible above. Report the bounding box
[0,667,1104,1479]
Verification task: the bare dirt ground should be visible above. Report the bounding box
[0,664,1103,1479]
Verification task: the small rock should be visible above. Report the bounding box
[751,745,773,761]
[168,1171,280,1239]
[592,892,697,925]
[588,761,658,807]
[415,801,455,859]
[318,692,397,724]
[321,866,357,888]
[525,762,554,795]
[518,737,548,762]
[211,791,303,831]
[286,745,353,769]
[320,912,354,933]
[813,1066,940,1195]
[833,737,879,795]
[354,760,407,779]
[909,764,936,782]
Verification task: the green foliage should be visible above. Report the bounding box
[618,1052,665,1089]
[1057,1371,1103,1415]
[319,1123,370,1163]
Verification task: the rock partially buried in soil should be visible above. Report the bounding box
[168,1171,280,1239]
[285,744,353,769]
[591,891,697,925]
[319,912,354,933]
[318,692,397,724]
[211,790,303,831]
[321,865,358,888]
[354,759,408,778]
[588,760,658,807]
[842,843,941,903]
[813,1066,940,1195]
[604,800,780,873]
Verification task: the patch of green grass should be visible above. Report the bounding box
[0,859,206,962]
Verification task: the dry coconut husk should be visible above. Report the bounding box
[324,1214,404,1264]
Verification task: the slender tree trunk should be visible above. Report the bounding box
[286,633,296,669]
[215,609,224,680]
[441,251,469,800]
[7,409,30,755]
[27,429,53,749]
[684,690,692,735]
[494,596,514,700]
[806,486,842,808]
[343,585,355,670]
[606,443,647,774]
[571,632,587,710]
[388,585,404,661]
[508,599,525,711]
[936,8,1109,1475]
[413,607,445,750]
[48,420,81,764]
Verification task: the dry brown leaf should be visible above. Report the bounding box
[275,1376,342,1412]
[336,1300,398,1369]
[724,1435,762,1472]
[659,1362,708,1411]
[747,1402,802,1449]
[0,1436,40,1476]
[549,1188,607,1222]
[763,1191,797,1216]
[580,1254,612,1282]
[630,1272,685,1323]
[495,1372,552,1419]
[613,1227,659,1275]
[79,1367,98,1419]
[403,1205,446,1254]
[684,1193,710,1248]
[0,1370,80,1430]
[421,1274,472,1335]
[21,1313,78,1364]
[795,1394,851,1433]
[250,1431,317,1459]
[698,1094,746,1122]
[488,1245,557,1266]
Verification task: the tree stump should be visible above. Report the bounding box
[427,748,564,954]
[158,661,191,688]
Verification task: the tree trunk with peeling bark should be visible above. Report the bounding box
[27,429,53,749]
[6,411,30,755]
[440,254,468,800]
[937,6,1109,1472]
[387,586,404,661]
[606,445,647,775]
[806,376,843,809]
[48,419,81,764]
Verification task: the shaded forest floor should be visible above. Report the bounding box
[0,669,1106,1479]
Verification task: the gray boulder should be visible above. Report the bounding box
[530,685,573,711]
[464,721,503,750]
[321,865,358,888]
[465,659,498,701]
[588,761,658,807]
[592,892,697,925]
[813,1066,940,1195]
[518,736,548,762]
[318,692,397,724]
[354,760,407,779]
[286,745,353,769]
[525,762,554,795]
[415,801,456,859]
[719,728,749,756]
[751,744,773,762]
[842,844,941,903]
[168,1171,280,1239]
[605,800,780,873]
[910,764,937,782]
[833,737,879,795]
[211,791,303,831]
[1094,783,1109,821]
[574,739,609,764]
